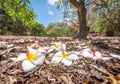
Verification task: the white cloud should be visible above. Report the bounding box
[48,0,59,5]
[48,10,54,15]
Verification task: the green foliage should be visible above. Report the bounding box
[90,18,108,33]
[47,27,64,37]
[47,22,79,37]
[47,22,67,37]
[30,22,46,36]
[0,0,38,35]
[65,24,78,36]
[91,0,120,35]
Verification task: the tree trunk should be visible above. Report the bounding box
[70,0,89,39]
[76,6,89,39]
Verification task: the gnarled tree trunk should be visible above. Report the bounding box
[69,0,89,39]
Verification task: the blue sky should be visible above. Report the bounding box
[30,0,63,27]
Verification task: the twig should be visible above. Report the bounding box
[0,46,21,56]
[0,48,14,55]
[90,64,113,76]
[24,66,42,77]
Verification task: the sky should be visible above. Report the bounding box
[30,0,63,27]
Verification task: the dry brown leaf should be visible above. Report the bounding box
[9,76,17,84]
[85,76,91,84]
[40,70,48,78]
[60,75,69,84]
[114,75,120,80]
[106,76,119,84]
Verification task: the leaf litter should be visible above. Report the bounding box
[0,37,120,84]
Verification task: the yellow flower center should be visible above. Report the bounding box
[26,52,37,62]
[61,52,68,58]
[54,44,59,49]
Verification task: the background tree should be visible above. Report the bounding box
[66,23,79,36]
[0,0,37,35]
[91,0,120,36]
[47,22,67,37]
[56,0,91,39]
[30,22,46,36]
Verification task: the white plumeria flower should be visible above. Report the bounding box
[47,42,66,53]
[81,48,112,60]
[93,51,112,60]
[81,48,94,58]
[51,51,78,66]
[93,51,102,60]
[10,47,45,72]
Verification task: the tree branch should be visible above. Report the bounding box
[85,0,96,6]
[68,0,80,8]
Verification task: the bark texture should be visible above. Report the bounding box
[69,0,89,39]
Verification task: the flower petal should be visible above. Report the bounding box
[61,58,72,66]
[61,43,66,51]
[82,48,93,58]
[57,43,66,51]
[27,46,37,55]
[54,51,62,57]
[95,51,102,57]
[47,47,54,53]
[33,55,45,65]
[14,53,26,62]
[42,46,49,51]
[51,56,62,63]
[38,47,48,53]
[68,54,79,60]
[9,57,16,61]
[22,60,35,72]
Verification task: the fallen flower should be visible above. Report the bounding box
[47,42,66,53]
[51,51,78,66]
[10,46,45,72]
[81,48,94,58]
[81,48,112,60]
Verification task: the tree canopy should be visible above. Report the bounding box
[0,0,119,37]
[0,0,45,36]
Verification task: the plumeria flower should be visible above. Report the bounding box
[81,48,112,60]
[81,48,94,58]
[10,47,45,72]
[51,51,78,66]
[47,42,66,53]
